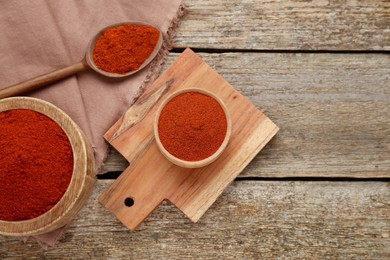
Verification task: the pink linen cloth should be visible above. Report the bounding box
[0,0,185,246]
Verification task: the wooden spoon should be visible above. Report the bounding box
[0,21,163,99]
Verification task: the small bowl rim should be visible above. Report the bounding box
[0,97,95,236]
[154,88,232,168]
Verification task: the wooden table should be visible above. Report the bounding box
[1,1,389,258]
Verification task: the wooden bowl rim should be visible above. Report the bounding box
[154,88,232,168]
[0,97,95,236]
[85,21,163,78]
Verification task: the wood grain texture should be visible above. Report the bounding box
[0,61,87,99]
[100,52,390,178]
[177,0,390,50]
[0,1,388,257]
[1,180,389,259]
[100,49,278,230]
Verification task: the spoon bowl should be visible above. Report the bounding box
[0,21,163,98]
[85,21,163,78]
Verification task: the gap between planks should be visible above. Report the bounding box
[97,172,390,182]
[171,48,390,54]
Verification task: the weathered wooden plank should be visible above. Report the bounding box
[1,180,389,259]
[98,148,128,174]
[100,52,390,178]
[177,0,390,50]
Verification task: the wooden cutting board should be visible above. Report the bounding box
[99,49,279,230]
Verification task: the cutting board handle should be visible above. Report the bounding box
[99,144,171,230]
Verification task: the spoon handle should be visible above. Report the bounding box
[0,61,89,99]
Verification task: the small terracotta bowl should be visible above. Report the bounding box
[154,88,232,168]
[0,97,95,236]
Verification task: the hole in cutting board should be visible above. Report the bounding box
[124,197,134,207]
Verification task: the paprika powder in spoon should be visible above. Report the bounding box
[0,21,162,99]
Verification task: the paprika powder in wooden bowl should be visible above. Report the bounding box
[0,97,95,236]
[154,88,232,168]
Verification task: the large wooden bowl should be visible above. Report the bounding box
[0,97,95,236]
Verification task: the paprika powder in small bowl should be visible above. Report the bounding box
[154,88,232,168]
[0,97,95,236]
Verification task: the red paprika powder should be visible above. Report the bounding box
[0,109,73,221]
[92,24,160,74]
[158,92,227,161]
